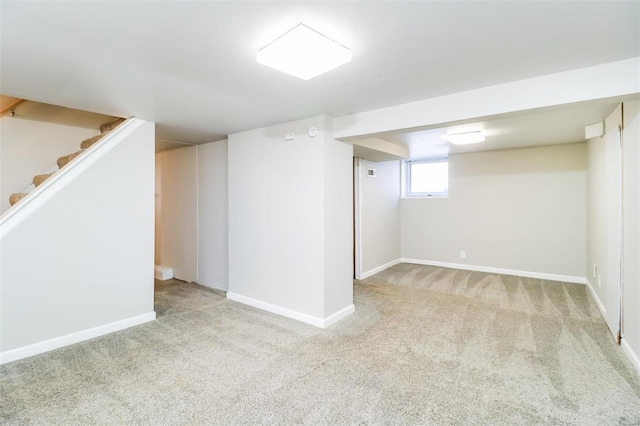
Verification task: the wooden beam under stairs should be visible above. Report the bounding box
[0,98,25,116]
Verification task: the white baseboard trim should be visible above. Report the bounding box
[622,339,640,376]
[400,258,586,284]
[227,292,324,327]
[0,311,156,365]
[586,279,607,318]
[361,258,402,280]
[226,292,354,329]
[323,304,355,328]
[154,265,173,281]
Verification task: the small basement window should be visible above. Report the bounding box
[404,158,449,197]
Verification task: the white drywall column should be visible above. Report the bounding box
[157,146,198,282]
[0,117,98,213]
[197,140,229,291]
[0,120,155,360]
[228,116,353,326]
[359,159,401,277]
[323,117,354,318]
[401,143,587,281]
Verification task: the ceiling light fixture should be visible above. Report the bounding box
[444,131,485,145]
[257,24,352,80]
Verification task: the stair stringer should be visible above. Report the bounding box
[0,117,156,364]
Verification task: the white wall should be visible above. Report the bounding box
[401,143,587,280]
[156,146,198,282]
[586,131,608,306]
[359,159,401,276]
[155,141,229,289]
[587,105,623,331]
[154,154,162,265]
[0,120,155,355]
[197,140,229,291]
[323,117,354,317]
[622,101,640,367]
[228,116,353,324]
[0,116,98,213]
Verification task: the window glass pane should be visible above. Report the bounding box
[410,161,448,194]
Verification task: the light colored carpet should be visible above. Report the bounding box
[1,264,639,425]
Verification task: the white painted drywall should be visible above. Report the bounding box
[0,116,98,213]
[156,146,198,283]
[333,57,640,140]
[587,129,608,310]
[401,143,587,279]
[587,105,623,336]
[0,121,155,352]
[154,154,162,265]
[228,115,353,322]
[622,101,640,362]
[197,139,229,291]
[352,138,409,162]
[323,117,354,317]
[229,117,325,318]
[360,159,401,275]
[603,105,623,335]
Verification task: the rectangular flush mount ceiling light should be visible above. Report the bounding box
[257,24,352,80]
[444,130,485,145]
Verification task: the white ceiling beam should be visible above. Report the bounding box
[332,57,640,140]
[351,138,409,162]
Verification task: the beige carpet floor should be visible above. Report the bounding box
[1,264,639,425]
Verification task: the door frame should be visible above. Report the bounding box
[353,157,363,280]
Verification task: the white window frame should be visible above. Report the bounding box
[403,157,449,198]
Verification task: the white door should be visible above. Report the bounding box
[604,104,623,341]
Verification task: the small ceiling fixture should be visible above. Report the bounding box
[444,130,485,145]
[257,24,351,80]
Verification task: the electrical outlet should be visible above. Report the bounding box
[460,251,466,260]
[593,263,597,279]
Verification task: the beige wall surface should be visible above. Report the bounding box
[157,146,198,283]
[360,159,401,274]
[154,154,162,265]
[401,143,587,279]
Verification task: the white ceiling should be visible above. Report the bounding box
[1,2,638,143]
[380,98,631,159]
